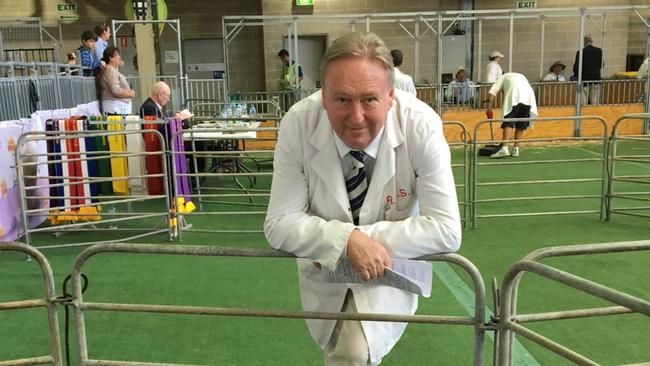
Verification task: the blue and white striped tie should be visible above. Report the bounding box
[346,150,368,225]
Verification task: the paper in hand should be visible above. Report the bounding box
[321,259,433,297]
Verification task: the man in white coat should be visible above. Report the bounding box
[264,32,461,365]
[390,49,417,95]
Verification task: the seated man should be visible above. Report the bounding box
[543,61,566,81]
[140,82,204,189]
[445,66,476,105]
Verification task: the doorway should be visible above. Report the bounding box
[282,35,327,89]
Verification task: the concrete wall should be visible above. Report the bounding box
[1,0,648,93]
[0,0,265,91]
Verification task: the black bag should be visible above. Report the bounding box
[478,119,501,156]
[479,144,501,156]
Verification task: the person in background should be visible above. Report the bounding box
[140,81,171,119]
[278,48,304,90]
[445,65,476,104]
[100,46,135,115]
[637,57,649,79]
[485,50,504,83]
[543,61,566,81]
[573,35,602,105]
[94,24,111,64]
[77,31,100,77]
[59,53,79,76]
[486,73,538,159]
[390,49,416,95]
[264,32,460,366]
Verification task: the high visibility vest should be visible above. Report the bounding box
[282,62,300,90]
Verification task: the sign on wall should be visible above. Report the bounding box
[56,2,78,22]
[517,1,537,8]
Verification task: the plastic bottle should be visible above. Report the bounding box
[249,105,257,117]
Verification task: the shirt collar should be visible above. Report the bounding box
[333,126,385,160]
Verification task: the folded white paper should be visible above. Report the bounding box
[321,259,433,297]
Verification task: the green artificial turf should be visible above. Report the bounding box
[1,142,649,365]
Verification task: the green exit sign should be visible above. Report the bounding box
[517,1,537,8]
[296,0,314,5]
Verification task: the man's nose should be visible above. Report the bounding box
[349,101,365,124]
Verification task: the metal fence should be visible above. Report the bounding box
[444,121,471,227]
[0,61,96,121]
[497,239,650,365]
[470,116,609,228]
[606,113,650,221]
[0,242,63,366]
[67,242,486,365]
[16,119,174,249]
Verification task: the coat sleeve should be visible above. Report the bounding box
[358,111,462,259]
[264,113,356,271]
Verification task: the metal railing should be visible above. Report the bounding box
[184,78,228,105]
[125,75,182,114]
[471,116,609,228]
[229,89,317,112]
[170,117,280,239]
[0,242,63,366]
[444,121,471,227]
[606,113,650,221]
[0,61,96,121]
[16,119,174,249]
[69,242,487,365]
[497,239,650,365]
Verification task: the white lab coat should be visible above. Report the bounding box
[485,61,503,83]
[264,89,461,363]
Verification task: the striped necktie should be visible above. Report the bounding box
[346,150,368,225]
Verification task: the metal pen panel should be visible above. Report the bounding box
[69,242,486,366]
[0,242,63,366]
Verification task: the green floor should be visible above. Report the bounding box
[1,142,649,365]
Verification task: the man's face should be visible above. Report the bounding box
[322,57,394,150]
[102,28,111,41]
[279,54,289,64]
[83,38,96,50]
[156,88,171,107]
[456,70,467,81]
[552,65,562,75]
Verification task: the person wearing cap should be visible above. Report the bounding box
[543,61,567,82]
[485,51,504,83]
[445,65,475,105]
[390,49,417,95]
[485,73,538,159]
[572,35,602,105]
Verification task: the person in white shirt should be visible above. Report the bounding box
[265,32,460,366]
[543,61,567,82]
[485,51,504,83]
[485,73,538,158]
[390,49,417,95]
[445,65,476,105]
[637,58,649,79]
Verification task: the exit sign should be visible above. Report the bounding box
[517,1,537,8]
[296,0,314,5]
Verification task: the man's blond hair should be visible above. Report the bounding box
[320,32,394,88]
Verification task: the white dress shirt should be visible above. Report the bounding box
[543,72,566,82]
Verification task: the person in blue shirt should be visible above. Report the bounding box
[76,30,100,76]
[445,65,476,105]
[94,24,111,63]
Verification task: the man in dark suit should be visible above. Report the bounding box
[139,81,170,119]
[573,35,603,105]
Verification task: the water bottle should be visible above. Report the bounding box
[249,105,257,117]
[220,106,227,118]
[234,103,242,117]
[225,104,233,118]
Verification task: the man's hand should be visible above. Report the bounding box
[486,109,494,120]
[346,229,392,281]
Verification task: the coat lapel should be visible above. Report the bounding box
[308,109,352,220]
